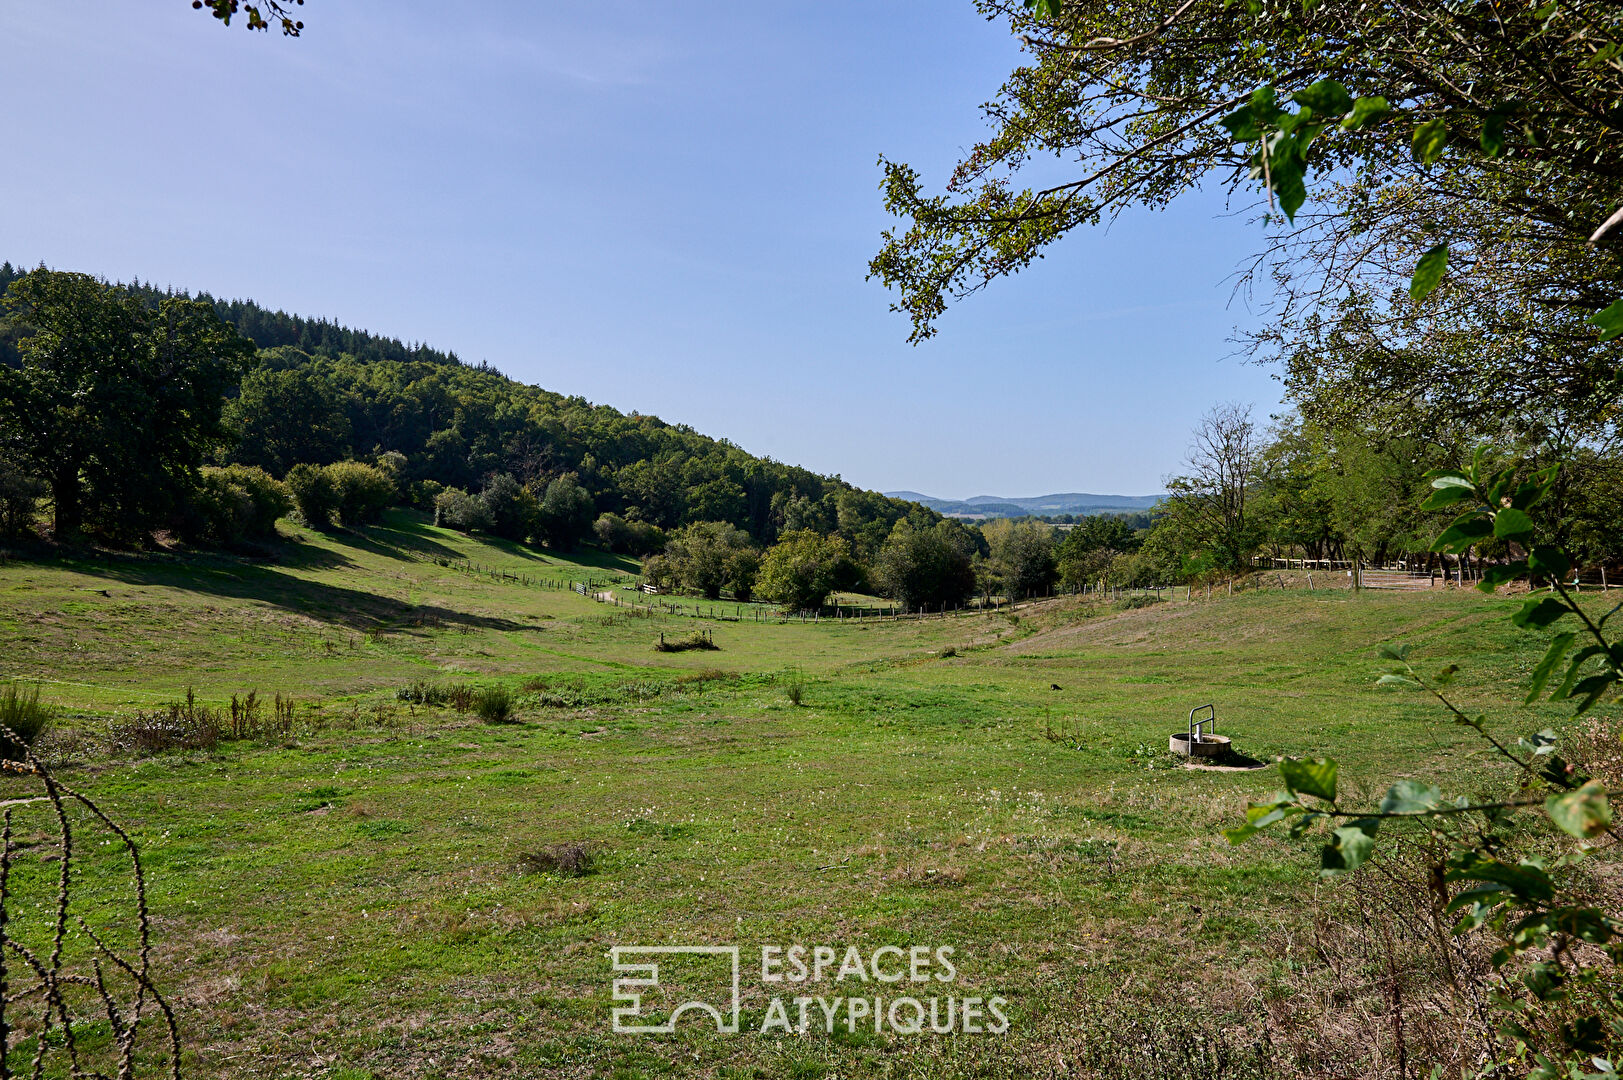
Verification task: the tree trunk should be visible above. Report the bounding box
[51,464,81,539]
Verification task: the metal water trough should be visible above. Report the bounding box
[1170,704,1231,759]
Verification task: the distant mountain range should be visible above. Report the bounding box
[884,491,1164,520]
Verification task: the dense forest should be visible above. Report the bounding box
[2,260,1620,615]
[0,262,939,562]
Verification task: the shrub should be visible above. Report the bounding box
[408,477,444,511]
[434,487,492,532]
[757,530,852,611]
[653,630,718,653]
[188,464,292,544]
[284,462,338,528]
[474,686,515,724]
[108,705,221,756]
[594,512,633,551]
[324,461,395,525]
[0,683,53,759]
[533,472,595,549]
[781,667,806,707]
[479,472,532,540]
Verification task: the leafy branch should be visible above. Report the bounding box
[1226,448,1623,1076]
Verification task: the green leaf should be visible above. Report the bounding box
[1527,633,1577,703]
[1572,674,1618,715]
[1292,79,1352,117]
[1410,243,1449,301]
[1224,796,1303,843]
[1428,473,1474,489]
[1512,597,1571,630]
[1551,646,1607,701]
[1493,507,1536,542]
[1412,117,1448,164]
[1481,111,1508,157]
[1446,883,1509,915]
[1221,104,1262,142]
[1279,757,1337,802]
[1527,546,1571,579]
[1380,780,1443,815]
[1477,562,1528,592]
[1023,0,1063,16]
[1591,298,1623,343]
[1377,673,1421,688]
[1547,781,1612,840]
[1422,485,1475,511]
[1524,961,1566,1001]
[1321,818,1379,875]
[1377,643,1412,661]
[1341,95,1389,129]
[1446,854,1556,902]
[1432,514,1492,553]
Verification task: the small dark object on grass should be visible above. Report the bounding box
[474,686,516,724]
[1050,683,1062,690]
[654,630,718,652]
[939,646,958,658]
[519,842,595,877]
[0,683,54,760]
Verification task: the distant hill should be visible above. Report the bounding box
[884,491,1164,519]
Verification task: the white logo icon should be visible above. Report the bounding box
[610,946,741,1034]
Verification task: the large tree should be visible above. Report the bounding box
[1158,403,1267,574]
[873,519,979,611]
[0,271,252,539]
[226,364,351,475]
[871,1,1623,440]
[756,530,854,612]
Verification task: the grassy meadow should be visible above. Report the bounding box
[0,511,1614,1079]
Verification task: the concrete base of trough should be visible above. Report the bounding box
[1169,733,1231,759]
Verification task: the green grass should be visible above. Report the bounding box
[0,509,1614,1077]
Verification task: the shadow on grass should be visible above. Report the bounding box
[36,523,537,635]
[322,513,464,564]
[72,555,538,635]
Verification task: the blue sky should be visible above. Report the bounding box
[0,1,1283,498]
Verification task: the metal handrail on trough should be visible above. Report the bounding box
[1188,704,1216,745]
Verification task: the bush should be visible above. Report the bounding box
[187,464,293,544]
[474,686,515,724]
[408,477,444,511]
[533,473,595,549]
[781,667,806,707]
[284,462,338,528]
[325,461,395,525]
[0,683,53,759]
[757,530,851,612]
[654,630,718,653]
[107,692,222,756]
[434,487,492,532]
[479,473,532,540]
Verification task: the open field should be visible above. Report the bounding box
[0,512,1616,1079]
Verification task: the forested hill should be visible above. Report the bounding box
[0,261,463,371]
[0,262,936,552]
